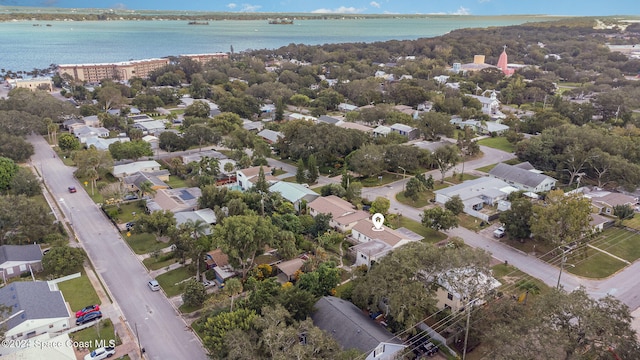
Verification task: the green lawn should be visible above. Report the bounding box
[398,217,447,243]
[272,168,287,176]
[443,173,478,184]
[281,175,297,183]
[475,163,498,173]
[395,191,433,208]
[125,232,167,254]
[155,267,194,297]
[589,227,640,263]
[492,263,551,296]
[56,272,101,313]
[477,137,515,153]
[361,172,403,187]
[568,250,626,279]
[103,201,145,224]
[143,253,179,271]
[166,176,189,189]
[457,213,491,233]
[623,214,640,230]
[69,318,121,350]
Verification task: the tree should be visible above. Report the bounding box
[0,195,59,244]
[136,210,176,241]
[296,261,341,297]
[42,244,85,276]
[0,133,34,163]
[530,190,592,247]
[295,159,306,184]
[306,154,319,184]
[0,157,19,192]
[159,131,188,152]
[421,206,458,231]
[432,144,460,183]
[57,133,80,152]
[418,112,455,140]
[9,167,40,196]
[347,144,386,178]
[370,196,390,215]
[184,124,219,151]
[184,100,211,118]
[614,204,635,221]
[253,166,269,194]
[445,195,464,215]
[108,140,153,161]
[499,197,533,241]
[201,308,258,356]
[224,278,243,312]
[404,177,426,201]
[278,286,316,321]
[213,215,276,279]
[96,85,123,110]
[182,279,206,308]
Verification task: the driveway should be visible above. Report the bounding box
[29,135,209,360]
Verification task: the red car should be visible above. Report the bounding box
[76,304,100,318]
[68,186,77,193]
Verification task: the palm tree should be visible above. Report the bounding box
[183,219,209,281]
[138,180,156,198]
[224,278,243,312]
[87,168,99,196]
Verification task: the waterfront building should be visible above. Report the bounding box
[58,58,170,82]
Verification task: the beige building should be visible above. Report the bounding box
[58,58,170,82]
[180,53,229,63]
[7,77,53,91]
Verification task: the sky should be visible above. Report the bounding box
[1,0,639,16]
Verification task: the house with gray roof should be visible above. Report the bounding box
[390,123,420,140]
[123,170,170,193]
[312,296,405,359]
[145,187,202,213]
[0,244,43,281]
[269,181,320,211]
[257,129,283,144]
[317,115,343,126]
[434,177,518,221]
[488,162,557,193]
[84,136,130,151]
[372,125,391,138]
[133,120,167,135]
[174,208,217,234]
[0,281,70,342]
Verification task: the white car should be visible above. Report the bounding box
[493,226,506,238]
[84,346,115,360]
[148,280,160,291]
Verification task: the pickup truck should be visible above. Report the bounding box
[493,226,505,238]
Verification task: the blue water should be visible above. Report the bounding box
[0,16,552,72]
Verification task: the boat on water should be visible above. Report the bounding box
[188,21,209,25]
[268,18,294,25]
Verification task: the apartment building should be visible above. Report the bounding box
[58,58,170,82]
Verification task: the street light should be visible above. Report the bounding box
[398,166,406,191]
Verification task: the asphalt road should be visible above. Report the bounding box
[29,135,208,360]
[363,144,640,311]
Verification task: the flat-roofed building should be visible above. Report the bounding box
[8,77,53,92]
[58,58,170,82]
[180,53,229,63]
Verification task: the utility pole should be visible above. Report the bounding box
[398,166,406,191]
[462,298,478,360]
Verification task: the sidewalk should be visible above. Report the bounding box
[82,264,142,360]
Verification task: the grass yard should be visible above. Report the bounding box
[622,214,640,230]
[443,173,479,184]
[395,191,433,208]
[492,263,551,296]
[398,217,447,243]
[457,213,491,233]
[361,172,402,187]
[272,168,287,176]
[155,267,194,297]
[474,163,498,173]
[103,201,145,223]
[568,250,627,279]
[56,272,101,312]
[125,232,167,254]
[281,175,297,183]
[588,227,640,263]
[70,318,121,350]
[166,176,189,189]
[477,137,515,153]
[143,253,179,271]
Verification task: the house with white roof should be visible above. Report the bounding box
[73,126,110,143]
[467,92,502,117]
[174,208,217,233]
[450,118,509,135]
[488,162,557,193]
[372,125,391,138]
[269,181,320,211]
[84,136,130,151]
[434,177,518,221]
[145,187,202,213]
[287,113,317,122]
[308,195,370,232]
[112,160,161,178]
[338,103,359,112]
[133,120,167,135]
[0,281,70,345]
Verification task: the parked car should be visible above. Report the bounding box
[68,186,77,193]
[84,346,115,360]
[123,194,138,201]
[493,226,505,238]
[148,280,160,291]
[76,304,100,318]
[76,311,102,325]
[424,342,439,356]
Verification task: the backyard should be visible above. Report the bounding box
[477,137,515,153]
[56,272,101,313]
[125,232,167,254]
[155,266,194,297]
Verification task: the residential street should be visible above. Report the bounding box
[29,134,209,360]
[362,144,640,313]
